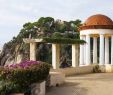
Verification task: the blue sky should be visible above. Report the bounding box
[0,0,113,47]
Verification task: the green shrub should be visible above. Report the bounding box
[63,32,74,38]
[0,61,51,94]
[93,65,101,73]
[9,62,50,86]
[52,32,63,38]
[0,81,27,95]
[43,37,85,44]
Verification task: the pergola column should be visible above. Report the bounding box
[99,34,105,65]
[52,44,60,69]
[72,44,79,67]
[30,42,36,60]
[111,35,113,65]
[86,35,91,65]
[105,37,109,64]
[93,37,98,64]
[80,36,84,66]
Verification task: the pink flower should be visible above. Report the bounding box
[6,60,41,69]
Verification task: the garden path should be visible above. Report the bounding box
[46,73,113,95]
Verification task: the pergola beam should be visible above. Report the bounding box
[23,38,44,43]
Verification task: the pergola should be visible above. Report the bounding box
[23,38,81,69]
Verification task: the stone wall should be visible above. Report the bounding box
[51,65,94,76]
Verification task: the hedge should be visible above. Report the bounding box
[43,37,85,44]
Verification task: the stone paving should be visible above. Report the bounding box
[46,73,113,95]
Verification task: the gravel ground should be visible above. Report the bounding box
[46,73,113,95]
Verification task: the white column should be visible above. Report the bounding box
[72,44,79,67]
[80,36,84,66]
[52,44,60,69]
[83,36,86,65]
[93,37,98,64]
[105,37,109,64]
[99,34,105,65]
[86,35,91,65]
[30,42,36,60]
[111,35,113,65]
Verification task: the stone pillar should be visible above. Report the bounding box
[52,44,60,69]
[93,37,98,64]
[30,42,36,60]
[72,44,79,67]
[99,34,105,65]
[105,37,109,64]
[80,36,84,66]
[86,35,91,65]
[111,35,113,65]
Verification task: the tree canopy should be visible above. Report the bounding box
[0,17,82,65]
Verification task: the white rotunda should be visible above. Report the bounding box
[79,14,113,66]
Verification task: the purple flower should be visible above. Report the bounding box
[6,60,41,69]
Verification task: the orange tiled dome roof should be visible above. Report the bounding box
[80,14,113,30]
[84,14,113,26]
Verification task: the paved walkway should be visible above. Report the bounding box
[47,73,113,95]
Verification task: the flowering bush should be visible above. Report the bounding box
[7,60,41,69]
[0,60,51,94]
